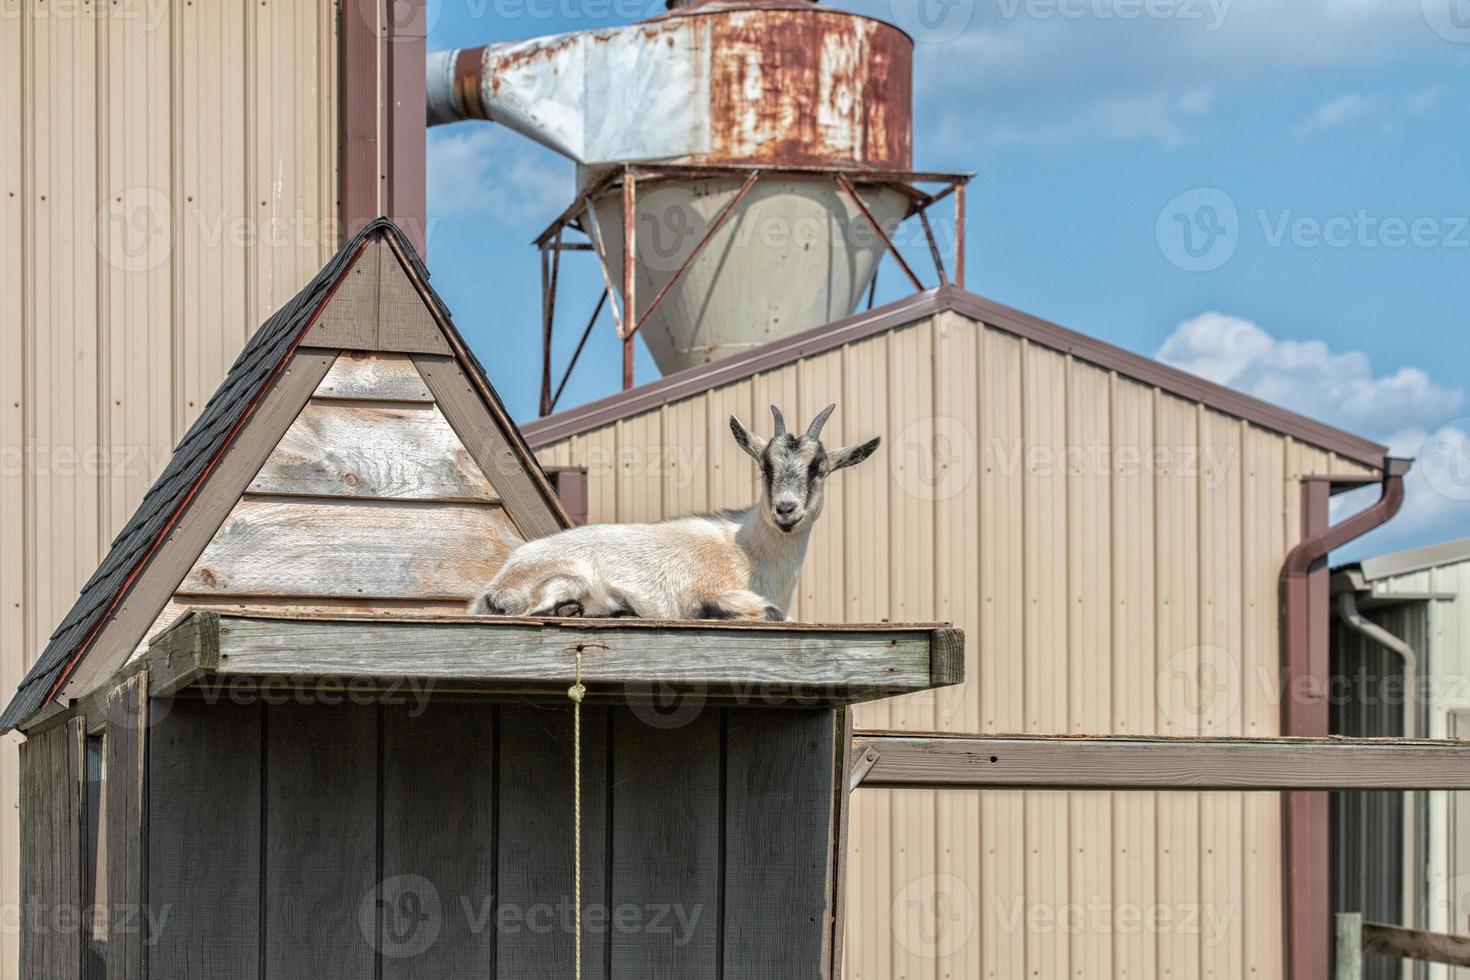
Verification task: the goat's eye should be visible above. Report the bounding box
[809,459,824,479]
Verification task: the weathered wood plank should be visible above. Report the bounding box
[264,702,378,979]
[855,734,1470,791]
[414,354,565,540]
[146,698,262,980]
[381,702,497,978]
[104,676,147,980]
[315,351,433,402]
[174,615,957,705]
[376,240,451,354]
[19,720,82,980]
[610,708,721,979]
[181,497,522,599]
[248,401,499,502]
[302,240,381,350]
[1362,921,1470,968]
[723,709,835,980]
[498,703,610,980]
[59,348,338,702]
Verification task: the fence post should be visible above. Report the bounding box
[1336,912,1364,980]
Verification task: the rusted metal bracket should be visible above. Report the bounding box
[848,741,881,792]
[834,172,923,291]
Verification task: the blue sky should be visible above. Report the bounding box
[423,0,1469,559]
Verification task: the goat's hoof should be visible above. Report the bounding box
[763,605,785,622]
[553,601,585,618]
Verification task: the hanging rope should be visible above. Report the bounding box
[567,647,587,980]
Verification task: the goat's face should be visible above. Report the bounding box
[730,404,881,534]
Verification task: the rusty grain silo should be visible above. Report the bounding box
[428,0,962,397]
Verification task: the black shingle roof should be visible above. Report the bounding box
[0,218,432,730]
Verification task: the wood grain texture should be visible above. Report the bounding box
[302,240,380,350]
[181,497,522,599]
[610,709,721,979]
[19,720,82,980]
[264,702,378,979]
[414,354,565,541]
[381,702,497,979]
[314,351,433,402]
[498,703,610,980]
[723,709,835,980]
[248,401,499,502]
[60,348,337,702]
[103,677,147,980]
[166,615,959,705]
[855,734,1470,791]
[375,240,451,354]
[146,698,261,980]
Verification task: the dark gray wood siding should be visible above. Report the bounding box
[19,718,83,980]
[144,699,840,980]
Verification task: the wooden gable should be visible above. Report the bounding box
[47,224,568,707]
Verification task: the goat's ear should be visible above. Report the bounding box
[829,436,881,471]
[729,415,768,461]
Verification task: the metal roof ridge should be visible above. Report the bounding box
[522,284,1390,470]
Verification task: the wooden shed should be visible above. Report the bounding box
[4,219,964,978]
[523,285,1403,978]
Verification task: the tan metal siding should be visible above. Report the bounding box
[1,3,338,976]
[535,310,1372,978]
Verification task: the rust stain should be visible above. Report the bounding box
[698,8,911,170]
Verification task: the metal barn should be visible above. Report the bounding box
[1,4,416,970]
[1334,537,1470,980]
[523,286,1404,979]
[6,220,966,978]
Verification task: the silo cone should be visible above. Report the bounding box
[591,176,911,374]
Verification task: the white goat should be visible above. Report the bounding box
[468,404,880,621]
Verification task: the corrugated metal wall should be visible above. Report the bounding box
[535,309,1377,979]
[1371,560,1470,980]
[0,2,339,974]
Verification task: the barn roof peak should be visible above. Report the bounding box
[2,219,568,731]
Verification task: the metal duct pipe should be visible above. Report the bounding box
[1337,584,1421,978]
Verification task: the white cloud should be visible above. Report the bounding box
[1293,85,1451,139]
[1157,312,1467,551]
[1293,94,1367,137]
[427,126,571,223]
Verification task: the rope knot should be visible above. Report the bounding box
[567,682,586,704]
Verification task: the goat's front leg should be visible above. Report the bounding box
[689,590,784,622]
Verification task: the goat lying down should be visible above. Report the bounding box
[468,403,880,621]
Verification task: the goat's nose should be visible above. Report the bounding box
[775,501,797,517]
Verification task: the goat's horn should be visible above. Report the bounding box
[806,403,837,440]
[770,405,787,437]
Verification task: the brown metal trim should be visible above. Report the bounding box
[543,466,589,526]
[1279,459,1408,980]
[522,285,1391,470]
[825,708,855,980]
[385,0,427,252]
[339,0,380,239]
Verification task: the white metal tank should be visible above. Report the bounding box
[428,0,916,375]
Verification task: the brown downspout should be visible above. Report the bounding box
[1280,456,1410,980]
[340,0,428,251]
